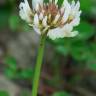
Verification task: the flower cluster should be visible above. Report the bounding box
[19,0,81,40]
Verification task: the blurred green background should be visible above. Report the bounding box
[0,0,96,96]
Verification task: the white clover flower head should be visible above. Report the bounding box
[19,0,81,40]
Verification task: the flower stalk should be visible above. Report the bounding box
[32,34,46,96]
[19,0,82,96]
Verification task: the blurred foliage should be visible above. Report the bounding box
[4,56,34,79]
[52,91,71,96]
[0,0,96,96]
[0,91,9,96]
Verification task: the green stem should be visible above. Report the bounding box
[32,35,46,96]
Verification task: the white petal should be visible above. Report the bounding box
[71,0,75,8]
[39,13,43,20]
[67,31,78,37]
[63,0,70,8]
[32,0,43,10]
[47,27,64,40]
[74,1,80,11]
[24,0,31,9]
[33,26,41,34]
[19,0,32,23]
[69,1,81,27]
[71,1,80,16]
[62,24,78,37]
[70,10,81,27]
[49,0,52,3]
[60,7,64,14]
[47,24,78,40]
[42,16,47,27]
[53,13,60,24]
[55,0,58,4]
[34,14,39,26]
[19,3,27,20]
[70,17,80,26]
[62,0,71,23]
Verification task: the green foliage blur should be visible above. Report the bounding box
[0,91,9,96]
[0,0,96,96]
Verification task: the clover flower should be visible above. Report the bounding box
[19,0,81,40]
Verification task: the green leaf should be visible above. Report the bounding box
[57,0,64,7]
[52,91,71,96]
[0,7,10,29]
[4,57,17,78]
[88,64,96,71]
[80,0,92,12]
[4,56,17,70]
[18,69,33,79]
[75,21,94,40]
[9,15,21,31]
[4,69,14,78]
[70,41,90,61]
[44,0,49,3]
[56,45,69,56]
[0,91,9,96]
[20,90,30,96]
[70,75,82,85]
